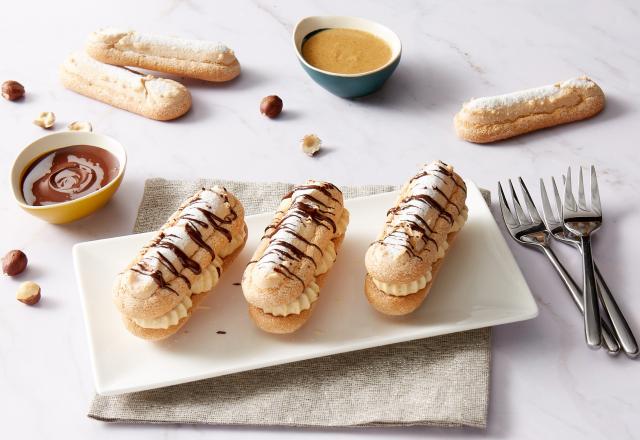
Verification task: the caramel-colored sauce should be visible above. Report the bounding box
[302,28,392,74]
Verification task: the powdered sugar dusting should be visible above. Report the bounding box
[464,76,597,110]
[134,187,233,275]
[92,28,235,64]
[64,51,183,97]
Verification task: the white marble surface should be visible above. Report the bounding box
[1,0,639,438]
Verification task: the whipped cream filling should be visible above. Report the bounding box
[315,240,336,276]
[260,281,320,317]
[132,295,193,330]
[372,206,468,297]
[132,246,233,329]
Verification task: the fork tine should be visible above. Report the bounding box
[551,176,563,217]
[518,177,542,223]
[577,167,588,210]
[564,167,577,212]
[539,179,557,226]
[498,182,519,227]
[590,165,602,214]
[509,179,532,225]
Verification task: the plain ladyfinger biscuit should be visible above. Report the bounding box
[86,28,241,82]
[364,161,468,316]
[60,52,191,121]
[454,76,605,143]
[242,182,349,334]
[113,187,247,340]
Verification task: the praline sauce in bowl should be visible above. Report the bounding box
[21,145,119,206]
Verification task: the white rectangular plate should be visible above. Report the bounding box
[74,182,537,395]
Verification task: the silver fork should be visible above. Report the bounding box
[498,179,619,354]
[541,178,632,355]
[563,166,602,349]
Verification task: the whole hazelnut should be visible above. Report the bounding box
[16,281,41,306]
[2,250,28,276]
[1,80,25,101]
[260,95,283,118]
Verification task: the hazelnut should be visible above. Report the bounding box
[67,121,92,132]
[260,95,283,118]
[2,250,28,276]
[16,281,41,306]
[34,111,55,129]
[301,134,321,157]
[1,80,25,101]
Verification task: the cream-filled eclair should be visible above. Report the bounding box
[365,161,467,316]
[113,186,247,341]
[454,76,605,143]
[86,28,241,82]
[242,181,349,334]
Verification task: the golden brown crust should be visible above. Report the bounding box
[242,181,347,310]
[454,77,605,143]
[86,29,241,82]
[248,303,315,335]
[365,231,457,316]
[123,230,247,341]
[60,52,192,121]
[245,235,342,334]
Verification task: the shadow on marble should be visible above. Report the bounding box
[102,421,493,437]
[312,144,337,158]
[276,108,302,121]
[54,178,144,241]
[351,58,460,111]
[177,67,267,92]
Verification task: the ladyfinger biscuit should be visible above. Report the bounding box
[86,28,241,82]
[60,52,191,121]
[113,186,247,341]
[454,76,605,143]
[364,161,467,316]
[241,181,350,334]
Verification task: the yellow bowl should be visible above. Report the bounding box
[10,131,127,224]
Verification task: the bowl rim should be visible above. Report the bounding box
[10,131,127,211]
[292,15,402,78]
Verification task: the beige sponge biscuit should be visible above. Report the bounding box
[60,51,191,120]
[454,76,605,143]
[86,28,240,82]
[364,161,467,316]
[242,182,349,334]
[113,187,247,340]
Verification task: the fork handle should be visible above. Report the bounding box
[581,236,602,349]
[594,263,639,357]
[541,247,619,354]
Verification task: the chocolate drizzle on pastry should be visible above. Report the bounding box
[131,188,238,293]
[248,182,343,286]
[377,161,466,260]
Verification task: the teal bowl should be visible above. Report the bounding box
[293,16,402,98]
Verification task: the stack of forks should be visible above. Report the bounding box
[498,166,638,357]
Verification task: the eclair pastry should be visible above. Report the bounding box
[113,186,247,341]
[86,28,241,82]
[242,181,349,334]
[454,76,605,143]
[60,52,192,120]
[365,161,467,316]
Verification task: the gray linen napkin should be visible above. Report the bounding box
[88,178,491,428]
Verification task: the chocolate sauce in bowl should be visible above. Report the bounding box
[21,145,119,206]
